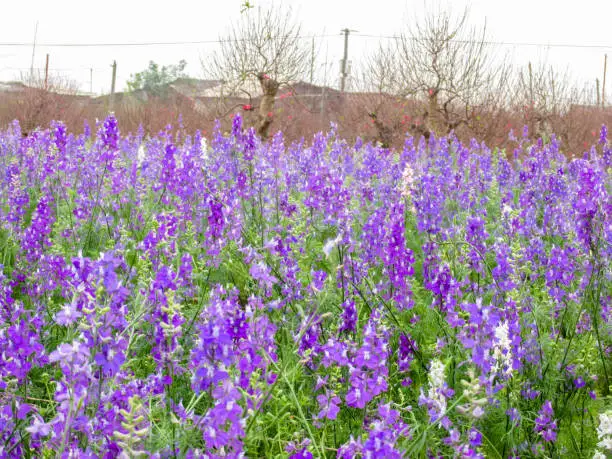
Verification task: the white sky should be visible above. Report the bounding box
[1,0,611,99]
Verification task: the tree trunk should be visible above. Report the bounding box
[368,113,393,148]
[426,90,442,135]
[257,73,279,140]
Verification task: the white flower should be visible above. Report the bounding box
[492,321,513,378]
[457,368,487,419]
[429,359,446,388]
[597,411,612,452]
[597,412,612,437]
[137,144,145,166]
[599,438,612,450]
[427,359,447,415]
[400,164,415,199]
[200,136,209,160]
[593,451,606,459]
[322,234,341,258]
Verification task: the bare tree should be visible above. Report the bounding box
[365,43,401,95]
[348,44,412,147]
[2,71,83,136]
[512,62,579,139]
[366,6,510,139]
[205,5,310,139]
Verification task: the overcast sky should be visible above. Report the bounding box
[1,0,611,99]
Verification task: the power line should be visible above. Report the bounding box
[0,34,339,48]
[0,33,611,50]
[0,39,224,47]
[353,33,612,50]
[0,67,106,71]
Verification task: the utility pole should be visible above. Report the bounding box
[44,54,49,90]
[29,21,38,84]
[340,28,355,93]
[603,54,608,107]
[90,68,93,94]
[110,60,117,109]
[310,37,315,85]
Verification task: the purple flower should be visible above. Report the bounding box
[398,332,417,373]
[338,401,409,458]
[316,391,341,420]
[468,428,482,447]
[286,439,312,459]
[25,415,52,438]
[289,449,313,459]
[250,261,277,294]
[346,374,372,409]
[311,270,327,291]
[320,337,350,367]
[535,400,557,443]
[338,299,357,334]
[207,199,225,239]
[599,124,608,145]
[383,202,415,310]
[203,424,229,449]
[506,407,521,424]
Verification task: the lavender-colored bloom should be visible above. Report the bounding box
[468,428,482,447]
[320,337,350,367]
[25,415,52,438]
[52,121,67,156]
[0,104,611,457]
[346,371,372,409]
[398,332,417,373]
[286,439,312,459]
[289,449,313,459]
[599,124,608,145]
[311,270,327,291]
[338,402,409,458]
[250,261,277,293]
[534,400,557,443]
[338,299,357,334]
[316,391,341,420]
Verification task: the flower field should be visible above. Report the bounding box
[0,115,610,458]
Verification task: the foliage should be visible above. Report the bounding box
[126,60,188,95]
[0,116,610,457]
[241,1,254,13]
